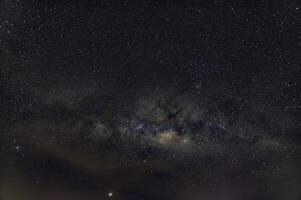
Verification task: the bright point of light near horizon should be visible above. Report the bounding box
[108,192,113,198]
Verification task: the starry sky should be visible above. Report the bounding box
[0,1,301,200]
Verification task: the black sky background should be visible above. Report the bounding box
[0,1,301,200]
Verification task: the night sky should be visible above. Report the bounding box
[0,1,301,200]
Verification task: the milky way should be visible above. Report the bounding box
[0,1,300,200]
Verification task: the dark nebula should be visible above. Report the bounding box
[0,1,300,200]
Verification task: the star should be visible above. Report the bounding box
[107,191,113,198]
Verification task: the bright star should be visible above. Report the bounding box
[108,192,113,198]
